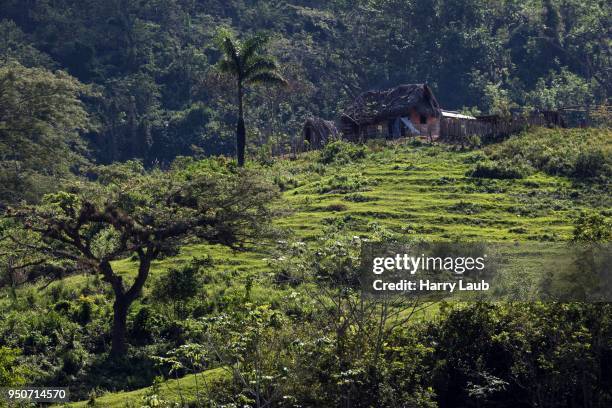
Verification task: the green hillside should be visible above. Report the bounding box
[39,128,610,297]
[64,368,229,408]
[1,0,611,405]
[29,127,609,407]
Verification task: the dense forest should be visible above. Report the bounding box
[0,1,611,407]
[1,0,610,203]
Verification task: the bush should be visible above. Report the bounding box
[572,212,612,242]
[305,162,327,175]
[152,262,203,304]
[130,306,161,346]
[151,258,210,318]
[366,138,387,152]
[323,203,347,212]
[573,150,609,179]
[469,160,530,179]
[318,141,366,165]
[343,193,377,202]
[463,152,487,164]
[315,174,371,194]
[74,296,95,325]
[428,303,612,407]
[273,174,299,191]
[485,128,611,180]
[466,134,482,148]
[0,347,27,386]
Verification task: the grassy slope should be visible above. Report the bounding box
[41,130,610,406]
[277,140,607,241]
[64,368,229,408]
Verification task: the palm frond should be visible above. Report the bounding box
[243,56,278,79]
[218,35,241,73]
[217,59,237,75]
[246,71,287,86]
[240,33,270,65]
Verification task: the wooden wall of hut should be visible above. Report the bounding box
[439,118,492,143]
[440,112,564,145]
[341,118,440,142]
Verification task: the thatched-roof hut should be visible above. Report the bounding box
[339,84,442,141]
[299,117,339,151]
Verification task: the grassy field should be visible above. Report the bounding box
[30,129,612,406]
[277,136,609,241]
[41,136,609,300]
[58,368,230,408]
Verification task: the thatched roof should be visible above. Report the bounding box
[303,117,339,139]
[340,84,441,126]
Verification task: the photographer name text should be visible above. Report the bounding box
[371,253,490,293]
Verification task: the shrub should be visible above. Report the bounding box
[469,160,530,179]
[409,138,424,147]
[318,141,366,165]
[343,193,377,202]
[573,150,609,179]
[305,162,326,175]
[130,306,160,346]
[151,258,209,318]
[152,262,202,304]
[485,128,611,180]
[315,174,370,194]
[273,174,299,191]
[75,299,93,325]
[466,134,482,148]
[53,300,72,313]
[323,203,348,212]
[61,348,87,376]
[463,152,487,164]
[0,347,27,386]
[428,303,612,407]
[366,138,387,152]
[572,212,612,242]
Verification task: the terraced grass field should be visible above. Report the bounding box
[38,130,610,406]
[50,139,607,298]
[275,141,606,241]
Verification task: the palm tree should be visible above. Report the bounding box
[217,31,286,166]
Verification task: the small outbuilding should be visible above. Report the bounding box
[299,117,339,151]
[339,84,442,142]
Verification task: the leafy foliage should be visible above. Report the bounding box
[0,1,611,404]
[469,160,531,180]
[0,0,609,169]
[215,29,286,166]
[480,128,612,180]
[572,212,612,242]
[6,162,278,358]
[318,140,367,165]
[0,62,91,203]
[0,347,27,386]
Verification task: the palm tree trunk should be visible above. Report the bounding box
[237,81,246,167]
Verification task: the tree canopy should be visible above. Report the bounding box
[0,62,91,204]
[0,0,608,168]
[6,160,278,357]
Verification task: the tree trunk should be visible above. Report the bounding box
[105,251,152,359]
[237,82,246,167]
[111,296,129,358]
